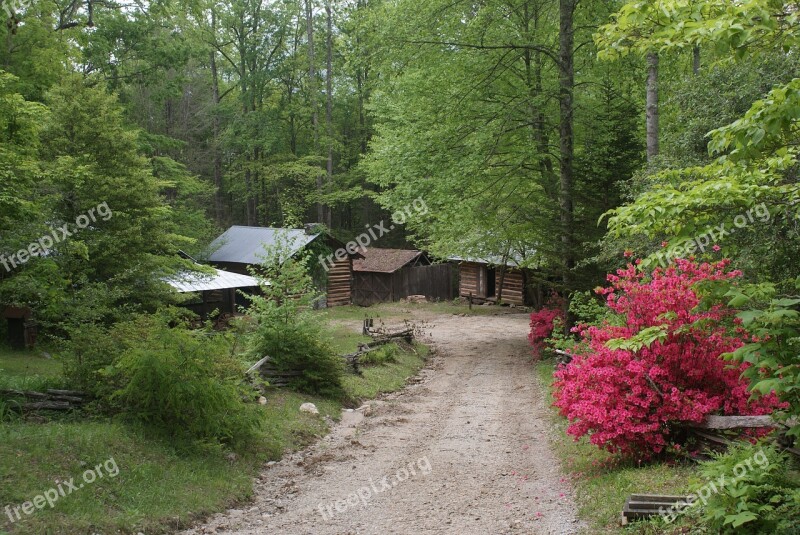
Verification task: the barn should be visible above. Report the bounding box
[207,225,358,307]
[451,257,530,307]
[352,248,454,306]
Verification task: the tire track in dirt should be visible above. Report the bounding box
[181,311,583,535]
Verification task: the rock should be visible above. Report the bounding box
[258,396,268,405]
[300,402,319,415]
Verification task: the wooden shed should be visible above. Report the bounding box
[452,257,529,306]
[352,248,454,306]
[207,225,358,307]
[165,266,260,320]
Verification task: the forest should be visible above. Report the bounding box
[2,0,800,534]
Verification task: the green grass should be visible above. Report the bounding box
[0,346,64,391]
[322,300,514,324]
[0,390,340,535]
[342,343,429,403]
[534,361,698,534]
[327,323,373,355]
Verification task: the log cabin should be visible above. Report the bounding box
[207,225,359,307]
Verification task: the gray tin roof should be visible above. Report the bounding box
[165,267,261,293]
[208,226,319,265]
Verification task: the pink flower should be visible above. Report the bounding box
[552,258,782,458]
[712,245,721,252]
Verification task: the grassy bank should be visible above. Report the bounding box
[534,361,697,534]
[0,388,339,535]
[0,310,430,534]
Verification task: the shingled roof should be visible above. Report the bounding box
[353,248,423,274]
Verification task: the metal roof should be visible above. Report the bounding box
[448,255,521,267]
[165,267,261,293]
[208,226,319,265]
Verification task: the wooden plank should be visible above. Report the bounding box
[696,415,778,429]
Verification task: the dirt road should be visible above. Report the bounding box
[183,310,583,535]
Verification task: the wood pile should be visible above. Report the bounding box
[0,389,89,411]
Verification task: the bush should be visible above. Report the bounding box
[528,294,565,356]
[553,259,783,458]
[360,344,399,366]
[106,317,263,451]
[692,443,800,533]
[63,313,263,451]
[245,243,343,398]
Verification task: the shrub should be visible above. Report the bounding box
[245,242,343,398]
[106,316,263,451]
[725,279,800,440]
[528,294,565,356]
[693,443,800,533]
[360,344,399,366]
[553,259,783,458]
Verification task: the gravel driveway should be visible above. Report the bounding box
[182,310,583,534]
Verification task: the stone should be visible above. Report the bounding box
[300,402,319,415]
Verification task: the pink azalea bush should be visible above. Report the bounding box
[528,294,565,356]
[553,258,783,458]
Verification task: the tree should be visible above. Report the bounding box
[365,0,641,297]
[598,0,800,287]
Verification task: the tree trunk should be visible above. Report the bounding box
[210,10,224,223]
[306,0,325,224]
[325,0,334,228]
[559,0,576,326]
[646,52,659,161]
[692,46,700,75]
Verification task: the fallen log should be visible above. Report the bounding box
[22,401,73,411]
[369,329,414,345]
[45,389,87,398]
[1,389,88,411]
[695,415,779,430]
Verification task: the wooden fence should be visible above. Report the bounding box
[353,264,455,306]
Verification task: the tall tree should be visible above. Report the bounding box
[645,52,659,160]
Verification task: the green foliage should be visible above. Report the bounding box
[364,0,640,290]
[598,1,800,287]
[62,313,263,451]
[106,316,263,451]
[568,290,610,326]
[360,343,399,366]
[725,280,800,439]
[694,443,800,534]
[245,241,344,398]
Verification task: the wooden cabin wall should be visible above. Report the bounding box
[458,262,483,298]
[327,257,353,306]
[497,269,525,306]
